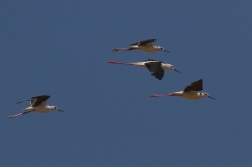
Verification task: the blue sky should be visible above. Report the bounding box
[1,1,252,167]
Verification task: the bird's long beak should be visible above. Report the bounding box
[164,50,171,53]
[58,109,64,112]
[208,96,216,100]
[174,69,181,73]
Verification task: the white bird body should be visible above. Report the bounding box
[24,105,58,113]
[9,95,63,118]
[129,45,163,53]
[130,61,175,70]
[182,91,202,100]
[150,79,216,100]
[168,91,204,100]
[108,59,181,80]
[112,39,171,53]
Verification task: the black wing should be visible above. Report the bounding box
[130,39,156,46]
[184,79,203,92]
[145,62,164,80]
[30,95,50,107]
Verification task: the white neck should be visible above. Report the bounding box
[46,105,55,110]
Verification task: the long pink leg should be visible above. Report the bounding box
[112,47,134,51]
[108,60,133,65]
[8,111,32,118]
[149,94,171,97]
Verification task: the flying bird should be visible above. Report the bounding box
[108,59,181,80]
[112,39,171,53]
[150,79,216,100]
[9,95,63,118]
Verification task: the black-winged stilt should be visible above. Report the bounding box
[108,59,181,80]
[112,39,171,53]
[150,79,216,100]
[8,95,63,118]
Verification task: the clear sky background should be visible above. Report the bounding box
[1,1,252,167]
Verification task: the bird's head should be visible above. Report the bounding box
[200,92,216,100]
[161,64,181,73]
[51,106,64,112]
[161,63,173,70]
[156,46,171,53]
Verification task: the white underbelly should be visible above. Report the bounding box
[25,106,51,113]
[35,109,51,113]
[182,92,201,100]
[131,46,156,53]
